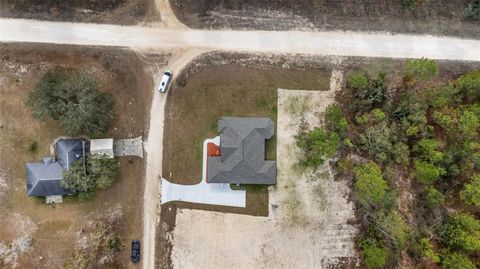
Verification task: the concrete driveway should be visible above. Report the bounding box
[161,136,246,207]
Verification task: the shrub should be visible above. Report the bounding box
[402,0,417,11]
[26,70,114,137]
[457,70,480,102]
[464,0,480,20]
[344,72,387,114]
[417,238,440,263]
[372,108,386,122]
[25,139,38,153]
[440,213,480,252]
[405,58,438,81]
[413,139,445,163]
[441,252,476,269]
[354,162,388,207]
[296,127,340,167]
[425,186,445,209]
[358,121,400,164]
[361,241,389,269]
[348,70,369,90]
[412,160,446,184]
[461,174,480,209]
[377,210,410,249]
[325,104,348,136]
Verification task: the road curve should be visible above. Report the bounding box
[1,18,480,61]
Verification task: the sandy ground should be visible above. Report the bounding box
[1,18,480,61]
[170,70,359,269]
[142,48,206,269]
[152,0,187,28]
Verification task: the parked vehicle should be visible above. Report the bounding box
[131,240,140,263]
[158,70,173,93]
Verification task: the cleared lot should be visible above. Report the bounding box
[170,84,358,268]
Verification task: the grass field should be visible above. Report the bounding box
[163,63,331,184]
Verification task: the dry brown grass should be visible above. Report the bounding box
[0,43,161,268]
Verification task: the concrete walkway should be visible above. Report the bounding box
[161,136,246,207]
[113,136,143,158]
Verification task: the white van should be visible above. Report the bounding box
[158,70,173,93]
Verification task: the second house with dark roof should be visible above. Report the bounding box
[207,117,277,185]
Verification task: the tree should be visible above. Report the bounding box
[296,127,340,167]
[61,160,95,195]
[425,186,445,209]
[26,70,114,137]
[413,139,445,163]
[440,213,480,252]
[61,155,119,198]
[464,0,480,20]
[358,121,401,164]
[343,71,387,114]
[347,70,369,90]
[88,154,119,190]
[416,238,440,263]
[402,0,417,11]
[441,252,476,269]
[354,162,388,206]
[405,58,438,81]
[325,104,348,137]
[461,174,480,209]
[376,210,410,249]
[457,70,480,100]
[361,242,389,269]
[412,160,446,184]
[459,109,480,138]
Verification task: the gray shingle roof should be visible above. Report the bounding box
[26,157,71,196]
[25,139,86,197]
[57,139,86,170]
[207,117,276,185]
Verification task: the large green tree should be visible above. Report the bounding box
[61,154,119,198]
[27,70,115,137]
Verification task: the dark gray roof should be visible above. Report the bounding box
[25,138,86,197]
[57,139,86,170]
[26,157,71,196]
[207,117,276,185]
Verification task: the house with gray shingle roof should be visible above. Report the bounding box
[26,138,87,199]
[207,117,277,185]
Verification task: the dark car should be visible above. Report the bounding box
[131,240,140,263]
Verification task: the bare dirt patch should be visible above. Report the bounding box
[170,0,480,38]
[0,43,165,267]
[0,0,156,25]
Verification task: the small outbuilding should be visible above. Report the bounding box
[90,138,114,158]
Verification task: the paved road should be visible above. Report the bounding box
[1,18,480,61]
